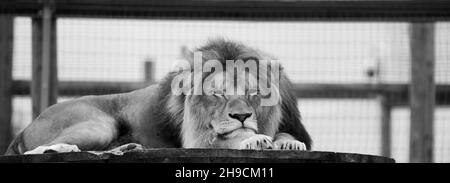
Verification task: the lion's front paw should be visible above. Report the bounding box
[274,139,307,150]
[89,143,145,156]
[24,144,81,154]
[239,135,274,150]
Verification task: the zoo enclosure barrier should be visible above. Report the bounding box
[0,0,450,162]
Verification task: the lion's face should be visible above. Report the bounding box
[178,55,282,149]
[189,71,260,138]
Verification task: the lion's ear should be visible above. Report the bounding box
[181,46,194,64]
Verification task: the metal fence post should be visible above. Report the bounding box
[380,94,391,157]
[409,22,435,163]
[32,2,58,118]
[0,15,14,154]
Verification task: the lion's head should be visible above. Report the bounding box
[159,39,311,150]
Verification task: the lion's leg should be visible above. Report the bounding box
[273,133,307,150]
[24,120,117,154]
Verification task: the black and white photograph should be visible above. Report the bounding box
[0,0,449,176]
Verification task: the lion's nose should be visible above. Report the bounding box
[228,113,252,123]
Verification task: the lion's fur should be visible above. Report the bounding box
[5,38,311,155]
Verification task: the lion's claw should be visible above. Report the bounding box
[274,139,307,150]
[240,135,274,150]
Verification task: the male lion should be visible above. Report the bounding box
[5,39,311,155]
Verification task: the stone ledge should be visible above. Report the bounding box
[0,148,395,163]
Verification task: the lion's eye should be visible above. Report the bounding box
[249,91,258,96]
[214,93,224,97]
[212,91,226,98]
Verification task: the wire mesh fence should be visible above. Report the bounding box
[1,1,450,163]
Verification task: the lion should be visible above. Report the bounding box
[5,39,312,155]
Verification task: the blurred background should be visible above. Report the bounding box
[0,0,449,163]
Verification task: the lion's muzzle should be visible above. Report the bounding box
[211,119,258,138]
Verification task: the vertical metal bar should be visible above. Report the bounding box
[380,94,391,157]
[0,16,14,154]
[144,60,155,84]
[32,2,57,118]
[31,17,42,119]
[409,22,435,163]
[40,3,57,110]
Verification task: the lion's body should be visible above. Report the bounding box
[5,39,312,155]
[6,85,181,155]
